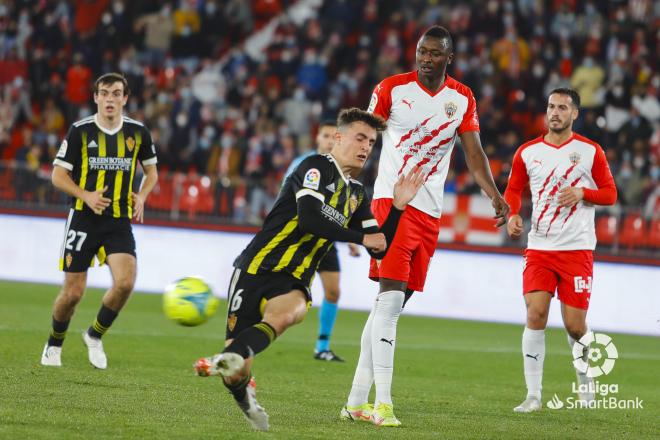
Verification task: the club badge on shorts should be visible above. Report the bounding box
[227,313,237,331]
[66,252,73,268]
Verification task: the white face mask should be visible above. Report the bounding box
[113,1,124,14]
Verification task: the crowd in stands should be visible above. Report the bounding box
[0,0,658,227]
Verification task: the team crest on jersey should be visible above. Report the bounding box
[227,313,237,331]
[569,152,581,165]
[65,252,73,268]
[126,136,135,152]
[445,102,457,118]
[349,194,358,214]
[303,168,321,190]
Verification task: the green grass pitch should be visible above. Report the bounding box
[0,280,657,439]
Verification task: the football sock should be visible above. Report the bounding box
[47,317,70,347]
[224,322,277,359]
[347,304,376,407]
[224,373,251,403]
[372,290,404,406]
[87,304,118,339]
[568,330,591,386]
[315,299,339,353]
[522,327,545,399]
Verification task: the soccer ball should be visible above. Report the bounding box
[163,277,219,326]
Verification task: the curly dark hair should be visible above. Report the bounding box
[337,108,387,132]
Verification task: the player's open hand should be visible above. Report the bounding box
[84,186,111,215]
[507,214,523,239]
[348,242,361,257]
[132,192,146,223]
[558,187,583,208]
[491,195,510,227]
[393,166,426,209]
[362,232,386,253]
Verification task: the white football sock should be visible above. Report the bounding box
[372,290,404,405]
[568,329,592,386]
[522,327,545,400]
[347,301,376,407]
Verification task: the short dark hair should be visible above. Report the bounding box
[337,108,387,132]
[318,119,337,129]
[94,73,130,96]
[549,87,580,108]
[421,25,453,52]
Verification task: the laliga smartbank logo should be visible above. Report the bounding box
[546,332,643,410]
[572,332,618,377]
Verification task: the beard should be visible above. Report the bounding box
[548,120,571,133]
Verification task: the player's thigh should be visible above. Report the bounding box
[560,302,588,337]
[556,250,593,311]
[407,221,439,292]
[318,271,340,302]
[59,209,102,272]
[105,252,137,290]
[262,289,309,333]
[225,270,311,339]
[102,218,136,260]
[523,249,559,298]
[370,203,418,284]
[317,245,340,273]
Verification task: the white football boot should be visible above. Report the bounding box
[82,332,108,369]
[40,344,62,367]
[513,396,542,413]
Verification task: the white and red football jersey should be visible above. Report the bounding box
[368,71,479,218]
[507,134,616,250]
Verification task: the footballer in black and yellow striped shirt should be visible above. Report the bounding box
[192,109,425,430]
[41,73,158,369]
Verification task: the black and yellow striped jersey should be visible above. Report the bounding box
[53,114,158,219]
[234,154,378,286]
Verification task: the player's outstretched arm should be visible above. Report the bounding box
[460,131,509,226]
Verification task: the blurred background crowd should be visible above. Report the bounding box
[0,0,658,255]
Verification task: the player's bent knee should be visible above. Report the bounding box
[325,290,340,303]
[267,311,304,335]
[113,278,135,295]
[526,308,549,328]
[565,323,587,341]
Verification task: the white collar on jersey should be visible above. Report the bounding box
[94,113,124,135]
[326,153,349,184]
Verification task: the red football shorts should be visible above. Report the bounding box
[523,249,594,310]
[368,198,442,292]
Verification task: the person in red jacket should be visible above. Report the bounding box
[504,88,617,413]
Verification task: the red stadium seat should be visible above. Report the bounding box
[148,176,174,211]
[0,167,15,200]
[649,219,660,249]
[595,215,618,246]
[618,213,646,249]
[179,176,214,219]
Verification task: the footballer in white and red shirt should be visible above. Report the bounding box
[505,88,617,414]
[342,26,508,427]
